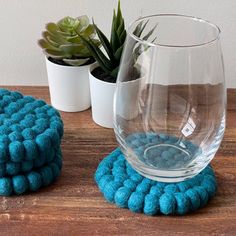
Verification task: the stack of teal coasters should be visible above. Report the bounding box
[95,148,217,216]
[0,89,63,196]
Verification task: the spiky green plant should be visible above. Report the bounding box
[38,16,100,66]
[80,0,126,82]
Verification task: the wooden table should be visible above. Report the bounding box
[0,87,235,236]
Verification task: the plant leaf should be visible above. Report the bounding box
[116,0,122,29]
[38,39,60,51]
[142,23,157,41]
[46,23,59,33]
[110,67,119,79]
[117,18,125,37]
[114,45,123,61]
[44,49,66,59]
[79,36,112,73]
[93,21,114,61]
[63,58,90,66]
[120,30,126,44]
[111,29,120,53]
[133,20,149,37]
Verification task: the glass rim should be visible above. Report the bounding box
[128,14,221,48]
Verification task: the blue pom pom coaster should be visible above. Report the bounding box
[95,148,217,215]
[0,89,63,196]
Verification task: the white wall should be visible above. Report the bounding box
[0,0,235,88]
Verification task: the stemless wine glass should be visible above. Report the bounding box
[113,14,226,182]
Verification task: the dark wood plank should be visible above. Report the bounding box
[0,86,235,236]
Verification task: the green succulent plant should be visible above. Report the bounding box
[80,0,126,82]
[38,16,100,66]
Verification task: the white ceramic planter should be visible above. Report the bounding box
[89,63,116,128]
[45,57,91,112]
[115,77,145,120]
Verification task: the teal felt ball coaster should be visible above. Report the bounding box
[95,148,217,215]
[0,148,62,196]
[0,88,64,196]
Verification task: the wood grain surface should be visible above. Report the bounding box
[0,86,235,236]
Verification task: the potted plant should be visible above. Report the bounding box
[38,16,100,112]
[80,1,126,128]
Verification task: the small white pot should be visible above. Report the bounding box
[89,63,116,128]
[45,57,91,112]
[115,77,144,120]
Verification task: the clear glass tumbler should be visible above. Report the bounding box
[114,14,226,182]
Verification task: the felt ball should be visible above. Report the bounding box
[9,141,24,162]
[194,186,209,207]
[10,123,23,132]
[95,167,111,183]
[177,182,191,192]
[161,150,173,160]
[33,100,46,108]
[128,192,145,213]
[22,128,36,140]
[4,102,20,115]
[103,181,122,202]
[185,189,201,211]
[32,125,46,135]
[0,114,7,124]
[24,103,35,111]
[16,98,26,107]
[45,148,55,163]
[2,95,14,106]
[12,175,28,194]
[0,178,12,196]
[40,166,54,186]
[164,184,179,194]
[47,108,59,117]
[35,118,49,130]
[136,179,152,194]
[23,96,35,103]
[97,175,114,190]
[49,163,61,180]
[50,121,63,137]
[54,153,63,169]
[9,131,23,142]
[0,164,6,177]
[27,172,42,191]
[21,161,34,172]
[201,177,217,198]
[159,193,176,215]
[123,179,137,191]
[150,185,164,198]
[36,134,51,151]
[130,173,143,183]
[0,89,10,96]
[20,119,33,129]
[34,153,46,168]
[144,193,160,215]
[159,133,168,140]
[114,187,132,208]
[0,143,7,163]
[11,112,24,122]
[23,140,38,161]
[36,113,48,119]
[6,162,20,175]
[3,118,15,126]
[174,192,190,215]
[0,125,11,135]
[11,91,23,100]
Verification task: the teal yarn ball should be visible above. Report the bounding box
[27,172,42,191]
[12,175,29,194]
[95,147,217,216]
[0,178,12,196]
